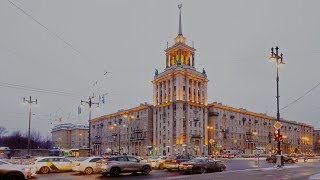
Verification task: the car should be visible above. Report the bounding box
[179,157,226,174]
[163,154,195,171]
[72,157,102,175]
[147,156,167,169]
[266,154,298,163]
[96,156,152,176]
[31,157,73,174]
[0,159,34,180]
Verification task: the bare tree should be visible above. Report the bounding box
[0,126,7,137]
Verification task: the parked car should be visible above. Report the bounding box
[31,157,73,174]
[266,155,298,163]
[179,157,226,174]
[0,159,34,179]
[72,157,102,175]
[147,156,167,169]
[163,154,195,171]
[96,156,152,176]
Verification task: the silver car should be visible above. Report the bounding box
[96,156,152,176]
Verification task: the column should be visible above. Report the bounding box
[157,83,160,105]
[170,78,173,102]
[166,55,169,68]
[190,79,194,102]
[161,81,165,104]
[192,53,195,67]
[186,77,189,101]
[165,80,169,103]
[204,82,208,105]
[195,81,198,103]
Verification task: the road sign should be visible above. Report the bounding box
[274,121,282,130]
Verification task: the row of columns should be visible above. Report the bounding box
[165,51,195,68]
[154,78,207,105]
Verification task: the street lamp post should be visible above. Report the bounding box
[80,96,99,156]
[269,46,285,155]
[123,114,134,155]
[113,119,126,155]
[207,126,214,155]
[23,96,38,158]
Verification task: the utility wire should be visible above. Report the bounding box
[7,0,82,55]
[281,81,320,111]
[0,82,84,98]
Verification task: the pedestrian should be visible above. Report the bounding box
[303,154,307,162]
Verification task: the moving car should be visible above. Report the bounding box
[0,159,34,180]
[31,157,73,174]
[72,157,102,175]
[266,154,298,163]
[96,156,152,176]
[179,157,226,174]
[163,154,195,171]
[147,156,167,169]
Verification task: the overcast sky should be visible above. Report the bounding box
[1,0,320,137]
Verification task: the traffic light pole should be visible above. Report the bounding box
[276,62,281,155]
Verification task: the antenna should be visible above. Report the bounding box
[167,41,169,49]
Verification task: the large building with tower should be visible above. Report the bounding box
[89,5,314,156]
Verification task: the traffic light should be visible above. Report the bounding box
[274,130,279,141]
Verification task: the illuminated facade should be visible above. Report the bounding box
[208,103,313,154]
[90,103,153,156]
[152,6,208,156]
[89,5,314,156]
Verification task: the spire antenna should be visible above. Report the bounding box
[178,3,183,36]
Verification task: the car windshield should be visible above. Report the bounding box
[76,157,88,161]
[150,156,160,159]
[190,158,205,163]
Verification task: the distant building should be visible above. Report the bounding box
[51,123,89,149]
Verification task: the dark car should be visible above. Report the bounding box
[179,157,226,174]
[163,154,195,171]
[266,155,297,163]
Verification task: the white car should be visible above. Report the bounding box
[72,157,102,175]
[31,157,73,174]
[0,159,34,179]
[147,156,167,169]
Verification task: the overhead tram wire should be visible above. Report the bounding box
[7,0,82,56]
[6,0,113,72]
[0,82,84,98]
[281,81,320,111]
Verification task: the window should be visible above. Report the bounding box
[117,157,128,161]
[89,158,102,162]
[128,157,139,162]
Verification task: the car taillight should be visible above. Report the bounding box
[29,162,35,165]
[76,163,80,166]
[187,164,193,168]
[172,160,177,163]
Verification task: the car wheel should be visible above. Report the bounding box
[101,173,108,177]
[5,173,24,180]
[142,166,151,175]
[110,167,121,177]
[288,160,293,163]
[184,171,190,175]
[84,167,93,175]
[268,159,274,163]
[159,163,164,170]
[200,167,206,174]
[40,166,50,174]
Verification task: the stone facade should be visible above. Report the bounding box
[313,130,320,154]
[208,103,313,154]
[89,6,315,156]
[51,123,89,149]
[90,104,153,156]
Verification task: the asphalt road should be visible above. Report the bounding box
[31,158,320,180]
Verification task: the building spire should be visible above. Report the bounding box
[178,3,183,36]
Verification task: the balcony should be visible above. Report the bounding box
[222,129,229,133]
[130,135,144,141]
[133,128,143,133]
[194,118,200,121]
[209,112,219,117]
[93,136,102,144]
[191,134,203,138]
